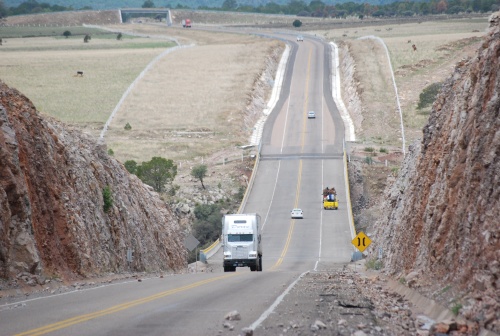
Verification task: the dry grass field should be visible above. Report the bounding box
[310,16,488,146]
[0,13,491,193]
[0,34,173,131]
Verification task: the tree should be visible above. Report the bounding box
[191,164,207,189]
[292,19,302,27]
[222,0,237,10]
[136,157,177,193]
[142,0,155,8]
[117,32,122,40]
[192,204,223,245]
[0,0,8,18]
[84,34,91,43]
[63,30,71,38]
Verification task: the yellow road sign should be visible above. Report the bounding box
[352,232,371,252]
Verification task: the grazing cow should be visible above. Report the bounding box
[412,44,417,51]
[76,71,84,77]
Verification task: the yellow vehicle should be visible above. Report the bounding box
[323,198,339,210]
[323,187,338,210]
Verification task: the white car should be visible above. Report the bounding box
[291,208,303,219]
[308,111,316,119]
[297,35,304,42]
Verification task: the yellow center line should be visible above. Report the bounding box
[15,273,239,336]
[271,48,313,271]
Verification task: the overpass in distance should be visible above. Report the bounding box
[119,8,172,25]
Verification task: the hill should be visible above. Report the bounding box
[3,0,419,11]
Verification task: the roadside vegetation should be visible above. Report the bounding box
[125,157,177,193]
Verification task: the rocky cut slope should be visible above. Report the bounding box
[0,81,186,284]
[371,13,499,333]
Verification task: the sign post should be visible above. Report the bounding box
[184,234,200,273]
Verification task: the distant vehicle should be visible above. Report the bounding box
[291,208,303,219]
[182,19,192,28]
[323,187,338,210]
[222,213,262,272]
[297,35,304,42]
[308,111,316,119]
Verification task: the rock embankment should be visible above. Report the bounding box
[371,12,500,333]
[0,81,186,287]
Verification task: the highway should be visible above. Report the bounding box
[0,34,355,336]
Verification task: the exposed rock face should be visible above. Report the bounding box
[372,13,499,333]
[0,82,186,282]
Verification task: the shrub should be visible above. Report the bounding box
[417,82,442,109]
[83,34,91,43]
[451,303,463,315]
[379,147,388,153]
[63,30,71,38]
[364,156,373,165]
[102,186,113,212]
[124,122,132,130]
[292,19,302,27]
[124,160,137,174]
[192,204,223,247]
[236,186,246,201]
[168,184,180,196]
[364,147,375,152]
[365,258,383,270]
[108,148,114,155]
[117,32,122,40]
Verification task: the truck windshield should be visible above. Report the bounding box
[228,234,253,242]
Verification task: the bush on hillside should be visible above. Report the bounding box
[417,82,442,109]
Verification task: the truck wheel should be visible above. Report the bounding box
[250,265,256,271]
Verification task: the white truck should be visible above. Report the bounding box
[222,213,262,272]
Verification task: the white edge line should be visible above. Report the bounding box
[261,161,281,233]
[247,270,309,331]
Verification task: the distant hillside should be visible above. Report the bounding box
[3,0,408,11]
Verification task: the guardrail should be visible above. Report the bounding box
[199,238,220,263]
